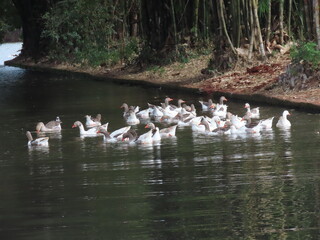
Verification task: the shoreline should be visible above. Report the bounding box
[5,58,320,113]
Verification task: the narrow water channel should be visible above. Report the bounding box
[0,44,320,239]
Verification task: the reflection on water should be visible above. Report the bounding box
[0,64,320,239]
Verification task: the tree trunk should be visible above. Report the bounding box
[314,0,320,49]
[192,0,199,41]
[11,0,59,58]
[279,0,284,45]
[252,0,266,60]
[170,0,178,51]
[217,0,237,55]
[231,0,241,47]
[248,0,255,59]
[288,0,292,36]
[140,0,170,50]
[304,0,312,39]
[266,0,272,45]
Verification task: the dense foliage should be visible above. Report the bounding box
[5,0,320,70]
[291,42,320,68]
[0,0,20,42]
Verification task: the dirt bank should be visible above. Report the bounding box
[5,53,320,112]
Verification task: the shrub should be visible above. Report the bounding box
[290,42,320,69]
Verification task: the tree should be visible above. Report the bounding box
[11,0,60,57]
[313,0,320,49]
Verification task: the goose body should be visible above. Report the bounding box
[261,117,274,129]
[125,110,140,125]
[97,126,131,142]
[72,121,99,136]
[122,130,138,143]
[85,114,102,128]
[144,124,161,142]
[26,131,49,146]
[36,117,62,133]
[199,99,214,111]
[276,110,291,128]
[136,129,153,144]
[244,103,260,119]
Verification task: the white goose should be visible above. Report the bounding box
[199,99,214,111]
[261,117,274,129]
[212,96,228,119]
[26,131,49,146]
[244,103,260,119]
[145,123,161,142]
[145,122,177,138]
[136,129,153,144]
[125,110,140,125]
[276,110,291,128]
[85,114,102,128]
[72,121,100,136]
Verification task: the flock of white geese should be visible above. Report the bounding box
[26,96,292,147]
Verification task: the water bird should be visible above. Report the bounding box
[26,131,49,146]
[72,121,100,136]
[36,116,62,132]
[244,103,260,118]
[276,110,291,128]
[85,114,102,128]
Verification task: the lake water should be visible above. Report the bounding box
[1,44,320,239]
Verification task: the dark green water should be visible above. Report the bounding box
[0,65,320,240]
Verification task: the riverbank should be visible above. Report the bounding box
[5,52,320,112]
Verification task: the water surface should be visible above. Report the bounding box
[0,53,320,239]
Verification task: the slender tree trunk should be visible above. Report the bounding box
[313,0,320,49]
[266,0,272,44]
[218,0,237,55]
[304,0,312,39]
[231,0,241,47]
[192,0,199,41]
[279,0,284,44]
[253,0,266,60]
[170,0,178,51]
[248,0,255,59]
[288,0,292,36]
[214,0,223,36]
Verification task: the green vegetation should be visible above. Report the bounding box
[0,0,21,42]
[290,42,320,69]
[41,0,140,66]
[4,0,320,73]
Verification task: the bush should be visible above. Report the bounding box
[41,0,140,67]
[290,42,320,69]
